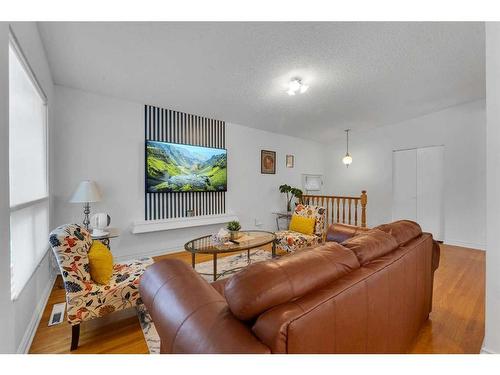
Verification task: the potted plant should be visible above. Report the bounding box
[279,184,303,212]
[227,220,242,240]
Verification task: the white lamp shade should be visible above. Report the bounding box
[342,154,353,166]
[69,180,103,203]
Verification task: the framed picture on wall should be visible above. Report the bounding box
[286,154,294,168]
[261,150,276,174]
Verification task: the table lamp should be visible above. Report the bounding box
[69,180,103,230]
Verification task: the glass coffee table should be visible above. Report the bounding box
[184,230,276,281]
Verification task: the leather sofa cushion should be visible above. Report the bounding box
[326,223,370,243]
[224,242,360,321]
[342,229,398,265]
[211,278,228,298]
[374,220,422,246]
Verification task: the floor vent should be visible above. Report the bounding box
[48,302,66,326]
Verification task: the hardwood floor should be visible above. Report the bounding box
[408,245,485,353]
[29,244,485,354]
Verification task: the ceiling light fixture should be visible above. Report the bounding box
[287,78,309,96]
[342,129,353,167]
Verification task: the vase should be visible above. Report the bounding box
[230,231,241,240]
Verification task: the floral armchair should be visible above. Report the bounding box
[275,204,326,253]
[49,224,153,350]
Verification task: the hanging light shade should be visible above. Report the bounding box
[342,153,353,166]
[342,129,353,167]
[286,78,309,96]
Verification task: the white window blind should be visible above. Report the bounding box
[9,35,49,300]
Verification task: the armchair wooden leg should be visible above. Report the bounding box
[70,324,80,351]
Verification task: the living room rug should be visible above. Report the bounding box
[136,248,273,354]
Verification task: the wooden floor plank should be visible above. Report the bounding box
[408,245,485,353]
[29,244,485,354]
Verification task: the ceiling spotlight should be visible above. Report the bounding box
[287,78,309,96]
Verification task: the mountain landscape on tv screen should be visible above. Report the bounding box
[146,141,227,192]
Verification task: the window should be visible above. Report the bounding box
[9,34,49,300]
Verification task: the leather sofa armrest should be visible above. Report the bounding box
[139,259,270,354]
[432,240,440,272]
[326,223,370,243]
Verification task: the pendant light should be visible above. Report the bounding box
[342,129,353,167]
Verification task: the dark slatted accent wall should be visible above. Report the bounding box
[145,105,226,220]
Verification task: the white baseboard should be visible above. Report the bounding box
[480,346,497,354]
[443,239,486,251]
[17,272,57,354]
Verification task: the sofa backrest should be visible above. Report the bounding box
[326,223,370,243]
[341,228,399,265]
[224,242,360,321]
[49,224,93,295]
[225,221,423,321]
[374,220,422,246]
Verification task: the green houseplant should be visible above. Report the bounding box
[227,220,242,240]
[279,184,303,212]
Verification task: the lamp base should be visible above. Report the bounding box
[83,202,90,231]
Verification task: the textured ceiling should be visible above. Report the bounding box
[38,22,485,143]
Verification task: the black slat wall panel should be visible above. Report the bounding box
[145,104,226,220]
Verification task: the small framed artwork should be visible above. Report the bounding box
[286,154,294,168]
[261,150,276,174]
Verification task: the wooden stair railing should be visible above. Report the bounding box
[300,190,367,228]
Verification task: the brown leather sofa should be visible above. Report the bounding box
[139,220,440,354]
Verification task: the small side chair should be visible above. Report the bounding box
[49,224,153,351]
[275,204,326,253]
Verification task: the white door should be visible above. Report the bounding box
[392,146,444,241]
[392,149,417,222]
[416,146,444,241]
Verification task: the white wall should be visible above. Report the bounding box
[226,122,325,230]
[0,22,56,353]
[324,99,486,250]
[53,85,325,260]
[484,22,500,354]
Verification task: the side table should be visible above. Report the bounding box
[91,227,120,248]
[272,212,293,231]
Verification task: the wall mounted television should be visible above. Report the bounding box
[146,140,227,193]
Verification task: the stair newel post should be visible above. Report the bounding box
[361,190,368,227]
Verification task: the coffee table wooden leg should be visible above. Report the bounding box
[272,241,276,258]
[247,249,250,263]
[191,253,195,268]
[213,253,217,281]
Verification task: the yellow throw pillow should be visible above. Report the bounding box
[289,215,316,236]
[88,240,113,284]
